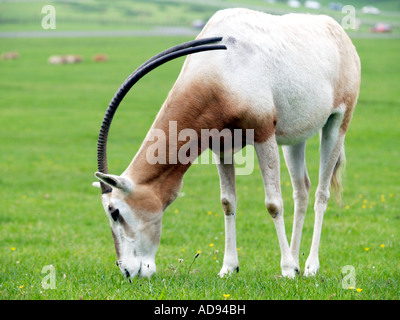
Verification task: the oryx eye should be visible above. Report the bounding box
[110,208,120,222]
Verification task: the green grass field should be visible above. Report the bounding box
[0,34,399,300]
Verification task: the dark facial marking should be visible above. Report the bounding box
[111,208,120,222]
[108,204,120,222]
[108,204,135,238]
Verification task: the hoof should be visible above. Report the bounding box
[218,265,239,278]
[282,266,299,279]
[304,257,320,277]
[304,265,319,277]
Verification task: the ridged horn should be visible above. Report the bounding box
[97,37,227,194]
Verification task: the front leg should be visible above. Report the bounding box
[255,136,298,278]
[214,154,239,277]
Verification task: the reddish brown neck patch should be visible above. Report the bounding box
[125,76,276,210]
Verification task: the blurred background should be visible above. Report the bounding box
[0,0,399,37]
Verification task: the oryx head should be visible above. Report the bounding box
[94,172,163,278]
[94,37,226,280]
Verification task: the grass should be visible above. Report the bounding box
[0,35,399,300]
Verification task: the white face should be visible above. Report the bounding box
[96,173,163,279]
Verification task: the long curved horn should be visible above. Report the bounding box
[97,37,227,194]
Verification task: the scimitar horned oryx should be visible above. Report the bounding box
[93,8,361,280]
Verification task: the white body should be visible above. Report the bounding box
[185,9,358,145]
[95,8,360,279]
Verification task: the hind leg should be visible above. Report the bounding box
[282,142,310,270]
[305,112,346,276]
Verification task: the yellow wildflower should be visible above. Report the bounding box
[356,288,362,293]
[11,247,16,251]
[223,294,230,299]
[365,247,370,251]
[369,202,374,209]
[209,243,214,247]
[380,244,385,248]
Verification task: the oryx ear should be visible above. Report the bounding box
[94,172,133,192]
